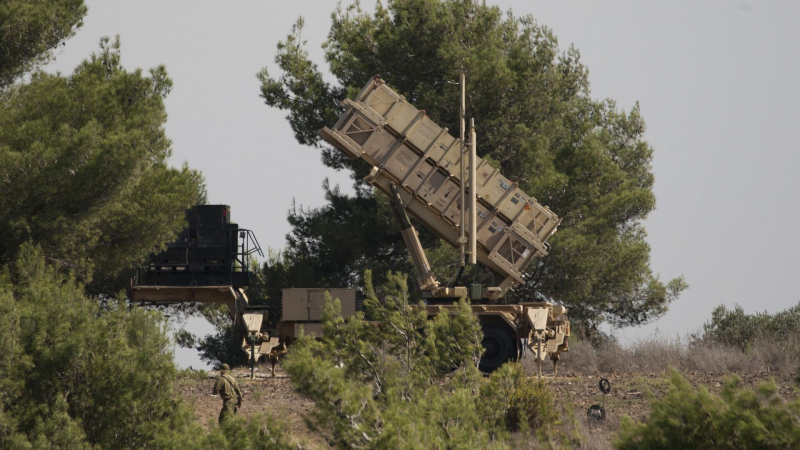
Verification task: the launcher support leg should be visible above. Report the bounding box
[249,333,256,379]
[536,337,543,377]
[389,182,440,292]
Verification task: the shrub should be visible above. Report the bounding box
[189,324,250,368]
[481,363,558,434]
[703,303,800,350]
[0,245,296,449]
[536,332,800,377]
[204,414,295,450]
[177,367,209,380]
[614,368,800,449]
[283,270,570,449]
[0,245,206,448]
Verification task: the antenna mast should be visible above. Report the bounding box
[459,71,466,267]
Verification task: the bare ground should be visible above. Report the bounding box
[176,366,329,449]
[177,366,798,450]
[544,371,798,449]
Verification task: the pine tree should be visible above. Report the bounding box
[258,0,686,332]
[0,0,87,89]
[0,245,206,448]
[0,36,206,295]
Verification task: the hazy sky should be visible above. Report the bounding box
[46,1,800,368]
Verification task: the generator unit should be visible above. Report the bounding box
[134,205,262,288]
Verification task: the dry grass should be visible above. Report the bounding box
[523,333,800,377]
[515,333,800,448]
[506,401,615,450]
[573,414,615,450]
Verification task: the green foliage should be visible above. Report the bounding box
[203,414,295,450]
[258,0,685,332]
[175,328,198,349]
[480,363,557,435]
[283,270,571,449]
[614,368,800,450]
[191,324,250,368]
[0,246,297,449]
[265,182,421,291]
[0,0,87,89]
[176,367,209,380]
[0,245,206,448]
[702,303,800,350]
[174,302,251,368]
[0,36,206,295]
[359,270,485,379]
[0,5,294,446]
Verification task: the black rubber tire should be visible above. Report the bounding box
[479,324,515,373]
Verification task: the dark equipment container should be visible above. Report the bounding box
[135,205,262,288]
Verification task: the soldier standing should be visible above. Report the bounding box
[212,363,243,424]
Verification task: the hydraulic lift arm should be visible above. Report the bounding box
[389,182,467,298]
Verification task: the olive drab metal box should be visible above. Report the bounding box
[320,77,561,288]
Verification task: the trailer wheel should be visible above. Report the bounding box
[479,324,515,372]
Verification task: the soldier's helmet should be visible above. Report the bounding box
[220,363,230,372]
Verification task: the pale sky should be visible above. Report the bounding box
[46,1,800,369]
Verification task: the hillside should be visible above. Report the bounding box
[178,365,799,449]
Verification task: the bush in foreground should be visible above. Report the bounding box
[204,415,294,450]
[0,246,294,449]
[0,245,200,448]
[283,270,576,449]
[614,368,800,449]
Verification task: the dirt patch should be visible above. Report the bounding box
[176,367,330,449]
[545,371,798,449]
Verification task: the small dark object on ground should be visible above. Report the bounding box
[587,404,606,422]
[588,378,612,422]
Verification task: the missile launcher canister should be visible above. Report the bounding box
[321,77,561,295]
